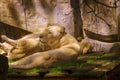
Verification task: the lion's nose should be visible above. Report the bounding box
[39,35,44,38]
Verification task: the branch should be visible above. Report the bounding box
[93,0,119,8]
[84,29,119,42]
[86,2,112,28]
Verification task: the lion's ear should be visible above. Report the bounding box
[48,25,65,32]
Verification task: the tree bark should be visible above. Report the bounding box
[70,0,83,38]
[118,8,120,40]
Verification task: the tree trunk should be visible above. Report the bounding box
[118,8,120,40]
[70,0,83,38]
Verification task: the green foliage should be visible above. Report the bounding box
[49,66,62,74]
[86,54,106,63]
[8,59,14,63]
[8,68,40,76]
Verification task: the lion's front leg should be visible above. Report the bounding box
[0,42,25,60]
[9,47,27,60]
[8,52,26,60]
[0,42,13,57]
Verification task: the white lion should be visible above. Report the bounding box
[0,25,86,69]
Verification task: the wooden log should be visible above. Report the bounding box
[84,29,119,43]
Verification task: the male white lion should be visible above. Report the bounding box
[1,25,80,69]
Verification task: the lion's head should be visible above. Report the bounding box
[38,25,66,49]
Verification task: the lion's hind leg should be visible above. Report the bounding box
[1,35,17,46]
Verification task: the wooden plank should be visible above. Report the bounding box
[0,22,31,41]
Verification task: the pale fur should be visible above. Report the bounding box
[1,28,51,60]
[77,37,91,54]
[9,34,80,69]
[79,40,91,54]
[1,25,81,69]
[0,42,13,57]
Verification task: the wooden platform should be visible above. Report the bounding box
[7,52,120,80]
